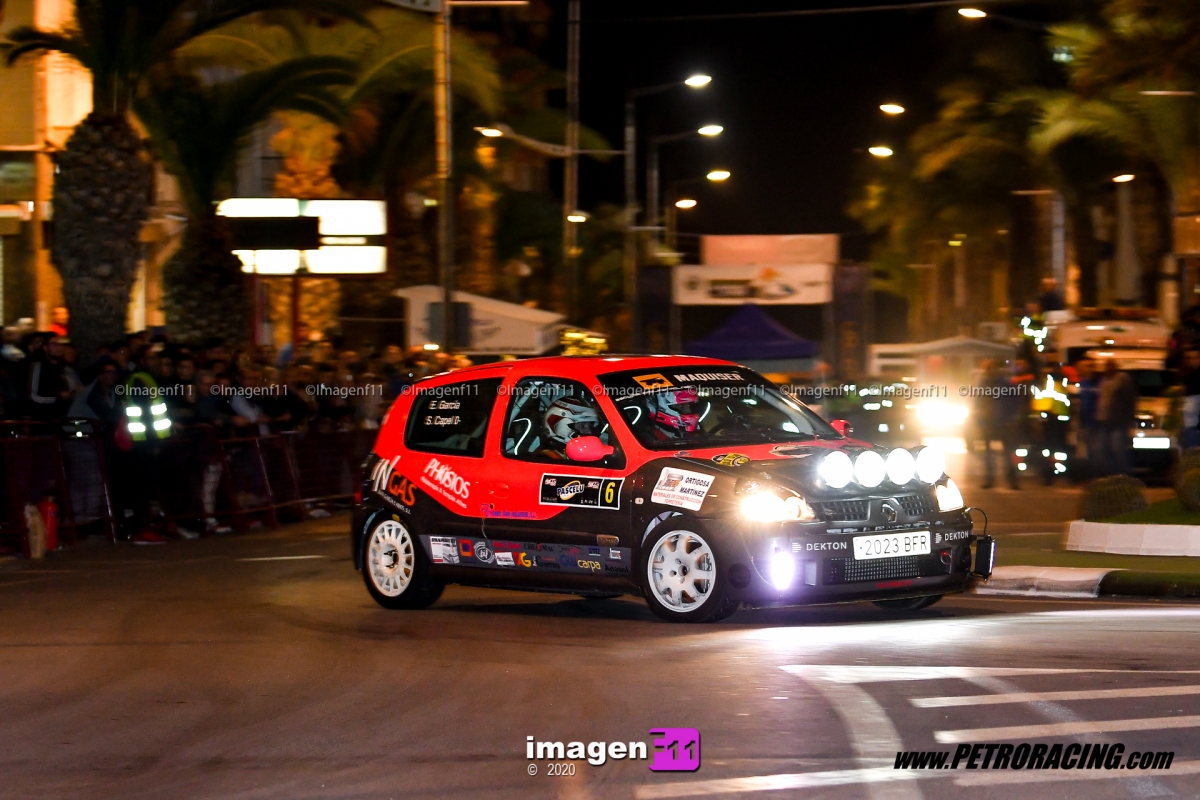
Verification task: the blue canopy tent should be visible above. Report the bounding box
[683,304,817,374]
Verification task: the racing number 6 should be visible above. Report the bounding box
[604,480,615,506]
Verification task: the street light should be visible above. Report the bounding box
[958,7,987,18]
[625,74,715,351]
[566,211,589,223]
[880,103,906,115]
[706,169,731,181]
[698,124,724,136]
[675,198,697,209]
[1113,174,1135,183]
[869,146,894,157]
[477,127,503,137]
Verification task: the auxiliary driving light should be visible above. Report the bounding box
[854,450,886,487]
[769,548,795,591]
[915,447,945,484]
[820,451,854,488]
[740,491,813,522]
[885,448,916,484]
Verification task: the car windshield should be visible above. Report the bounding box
[598,365,839,450]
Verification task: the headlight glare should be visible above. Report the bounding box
[853,450,886,487]
[819,450,853,488]
[915,446,945,484]
[885,448,915,484]
[936,478,964,512]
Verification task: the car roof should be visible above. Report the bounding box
[415,355,740,386]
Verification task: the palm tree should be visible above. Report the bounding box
[135,57,355,343]
[1,0,364,358]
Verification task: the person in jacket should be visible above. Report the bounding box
[1097,359,1138,476]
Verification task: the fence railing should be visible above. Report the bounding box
[0,421,376,556]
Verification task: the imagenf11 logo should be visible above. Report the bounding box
[525,728,700,773]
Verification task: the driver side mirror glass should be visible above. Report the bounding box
[831,419,853,437]
[566,435,614,462]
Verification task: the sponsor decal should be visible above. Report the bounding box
[670,372,743,383]
[420,457,471,508]
[535,556,561,569]
[936,530,971,544]
[517,552,533,568]
[495,551,515,567]
[459,540,474,559]
[588,547,602,555]
[482,506,538,519]
[429,536,459,564]
[369,455,417,510]
[711,453,750,467]
[651,468,715,511]
[539,474,623,510]
[577,559,602,572]
[603,563,630,575]
[806,541,848,551]
[608,548,622,561]
[633,373,673,390]
[474,542,495,563]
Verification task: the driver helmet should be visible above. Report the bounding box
[543,396,600,444]
[651,388,701,433]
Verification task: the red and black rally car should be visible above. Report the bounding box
[351,356,994,623]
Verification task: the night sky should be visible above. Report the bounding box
[535,0,1060,255]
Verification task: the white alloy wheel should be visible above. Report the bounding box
[368,520,415,597]
[646,529,716,613]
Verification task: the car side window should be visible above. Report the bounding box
[404,378,502,458]
[502,377,625,468]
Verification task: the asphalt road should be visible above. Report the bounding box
[3,508,1199,800]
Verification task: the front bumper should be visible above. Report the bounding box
[707,511,990,606]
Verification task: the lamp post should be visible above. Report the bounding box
[647,124,723,248]
[563,0,581,323]
[624,74,712,350]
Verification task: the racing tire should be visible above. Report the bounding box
[362,517,444,610]
[640,520,735,623]
[872,594,942,612]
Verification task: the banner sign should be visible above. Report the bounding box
[701,234,839,266]
[673,264,833,305]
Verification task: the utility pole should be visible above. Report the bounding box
[563,0,581,323]
[434,2,455,352]
[623,97,639,350]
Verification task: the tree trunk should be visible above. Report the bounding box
[52,113,152,361]
[162,213,249,345]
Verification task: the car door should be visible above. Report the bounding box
[481,376,633,580]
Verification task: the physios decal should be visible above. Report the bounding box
[420,457,471,509]
[539,474,623,510]
[651,468,715,511]
[422,536,630,575]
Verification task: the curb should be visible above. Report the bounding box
[973,565,1200,600]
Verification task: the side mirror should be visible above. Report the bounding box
[566,435,614,462]
[830,419,853,437]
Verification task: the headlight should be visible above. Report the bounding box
[915,446,945,484]
[885,448,915,484]
[935,478,964,512]
[853,450,886,487]
[819,450,853,488]
[915,401,968,427]
[740,489,814,522]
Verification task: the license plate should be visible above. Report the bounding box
[853,531,931,560]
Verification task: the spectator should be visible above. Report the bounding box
[229,367,271,436]
[1180,349,1200,449]
[27,336,72,419]
[68,356,122,426]
[1097,359,1138,476]
[1076,359,1103,476]
[1038,277,1065,313]
[975,359,1019,490]
[48,306,69,338]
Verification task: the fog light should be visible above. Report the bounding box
[769,548,795,591]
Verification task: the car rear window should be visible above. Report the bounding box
[404,378,503,458]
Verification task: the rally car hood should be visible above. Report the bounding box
[673,439,889,500]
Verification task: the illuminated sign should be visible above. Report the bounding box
[216,198,387,275]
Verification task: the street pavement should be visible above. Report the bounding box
[2,484,1199,800]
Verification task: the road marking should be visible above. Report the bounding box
[914,684,1200,708]
[936,715,1200,744]
[634,766,938,799]
[780,666,1107,684]
[784,669,923,800]
[236,555,326,562]
[955,759,1200,787]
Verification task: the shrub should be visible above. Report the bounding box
[1080,475,1149,521]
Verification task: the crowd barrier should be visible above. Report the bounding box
[0,421,376,555]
